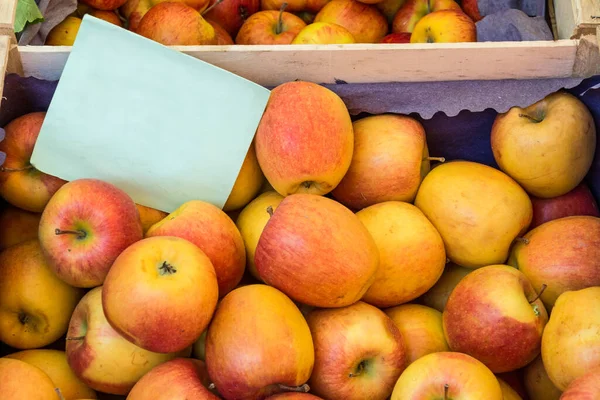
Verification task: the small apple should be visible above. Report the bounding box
[205,284,314,399]
[0,112,66,212]
[410,9,477,43]
[390,352,503,400]
[81,0,128,10]
[203,0,260,37]
[0,358,59,400]
[392,0,461,33]
[66,287,192,395]
[0,240,85,349]
[421,262,472,312]
[380,32,411,42]
[255,81,354,197]
[235,191,284,281]
[490,91,596,198]
[102,236,219,354]
[135,203,168,234]
[291,21,355,44]
[127,358,219,399]
[508,216,600,310]
[523,355,562,400]
[560,366,600,400]
[529,182,600,229]
[236,8,307,44]
[314,0,387,43]
[0,205,41,250]
[306,301,407,400]
[385,304,449,365]
[255,194,379,308]
[145,200,246,297]
[4,349,97,400]
[137,2,217,45]
[38,178,144,288]
[443,264,548,373]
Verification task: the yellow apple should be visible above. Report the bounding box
[223,144,265,212]
[46,16,82,45]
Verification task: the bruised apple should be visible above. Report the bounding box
[314,0,387,43]
[255,81,354,196]
[255,194,379,308]
[205,284,314,399]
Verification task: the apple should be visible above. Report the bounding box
[192,331,208,361]
[0,358,59,400]
[376,0,406,24]
[523,355,562,400]
[254,81,354,196]
[529,182,600,229]
[306,301,407,400]
[223,144,264,212]
[205,284,314,399]
[0,240,85,349]
[460,0,483,21]
[235,191,284,281]
[508,215,600,310]
[443,264,548,373]
[497,371,529,400]
[541,286,600,391]
[410,9,477,43]
[295,11,316,23]
[331,114,435,210]
[392,0,461,32]
[145,200,246,297]
[236,9,307,44]
[203,0,260,37]
[314,0,387,43]
[121,0,211,32]
[135,203,168,234]
[4,349,97,400]
[291,21,355,44]
[560,367,600,400]
[266,394,324,399]
[45,16,82,45]
[498,378,524,400]
[356,201,446,307]
[127,358,219,399]
[380,32,411,42]
[255,194,379,308]
[81,0,128,10]
[415,160,532,268]
[491,91,596,198]
[102,236,219,354]
[421,262,472,312]
[38,178,143,288]
[0,205,41,250]
[0,112,66,212]
[385,304,449,365]
[206,18,236,44]
[262,0,330,14]
[137,2,217,45]
[66,287,192,395]
[390,352,503,400]
[89,9,123,26]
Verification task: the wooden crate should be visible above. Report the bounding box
[1,0,599,85]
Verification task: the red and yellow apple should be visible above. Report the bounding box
[390,352,503,399]
[392,0,461,32]
[0,358,59,400]
[137,2,217,45]
[314,0,387,43]
[38,178,144,288]
[291,21,355,44]
[460,0,483,21]
[223,143,264,211]
[523,355,562,400]
[332,114,433,210]
[66,287,191,395]
[410,9,477,43]
[255,194,379,308]
[307,301,407,400]
[102,236,219,354]
[490,91,597,198]
[205,284,314,399]
[443,264,548,373]
[255,80,354,196]
[203,0,260,37]
[0,205,41,250]
[0,112,66,212]
[145,199,246,297]
[207,18,235,44]
[236,9,307,44]
[421,262,472,312]
[380,32,411,42]
[0,240,85,349]
[121,0,211,32]
[4,349,97,400]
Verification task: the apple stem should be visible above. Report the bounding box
[65,336,85,341]
[515,237,529,245]
[426,0,431,14]
[0,164,35,172]
[54,228,87,239]
[277,384,310,393]
[349,360,366,377]
[202,0,224,16]
[276,2,288,35]
[518,113,542,123]
[266,205,274,217]
[158,261,177,275]
[55,388,66,400]
[444,383,449,400]
[528,283,548,304]
[425,156,446,162]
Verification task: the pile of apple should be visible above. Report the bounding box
[46,0,481,46]
[1,79,600,400]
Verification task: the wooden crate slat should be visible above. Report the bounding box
[0,0,17,38]
[554,0,600,39]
